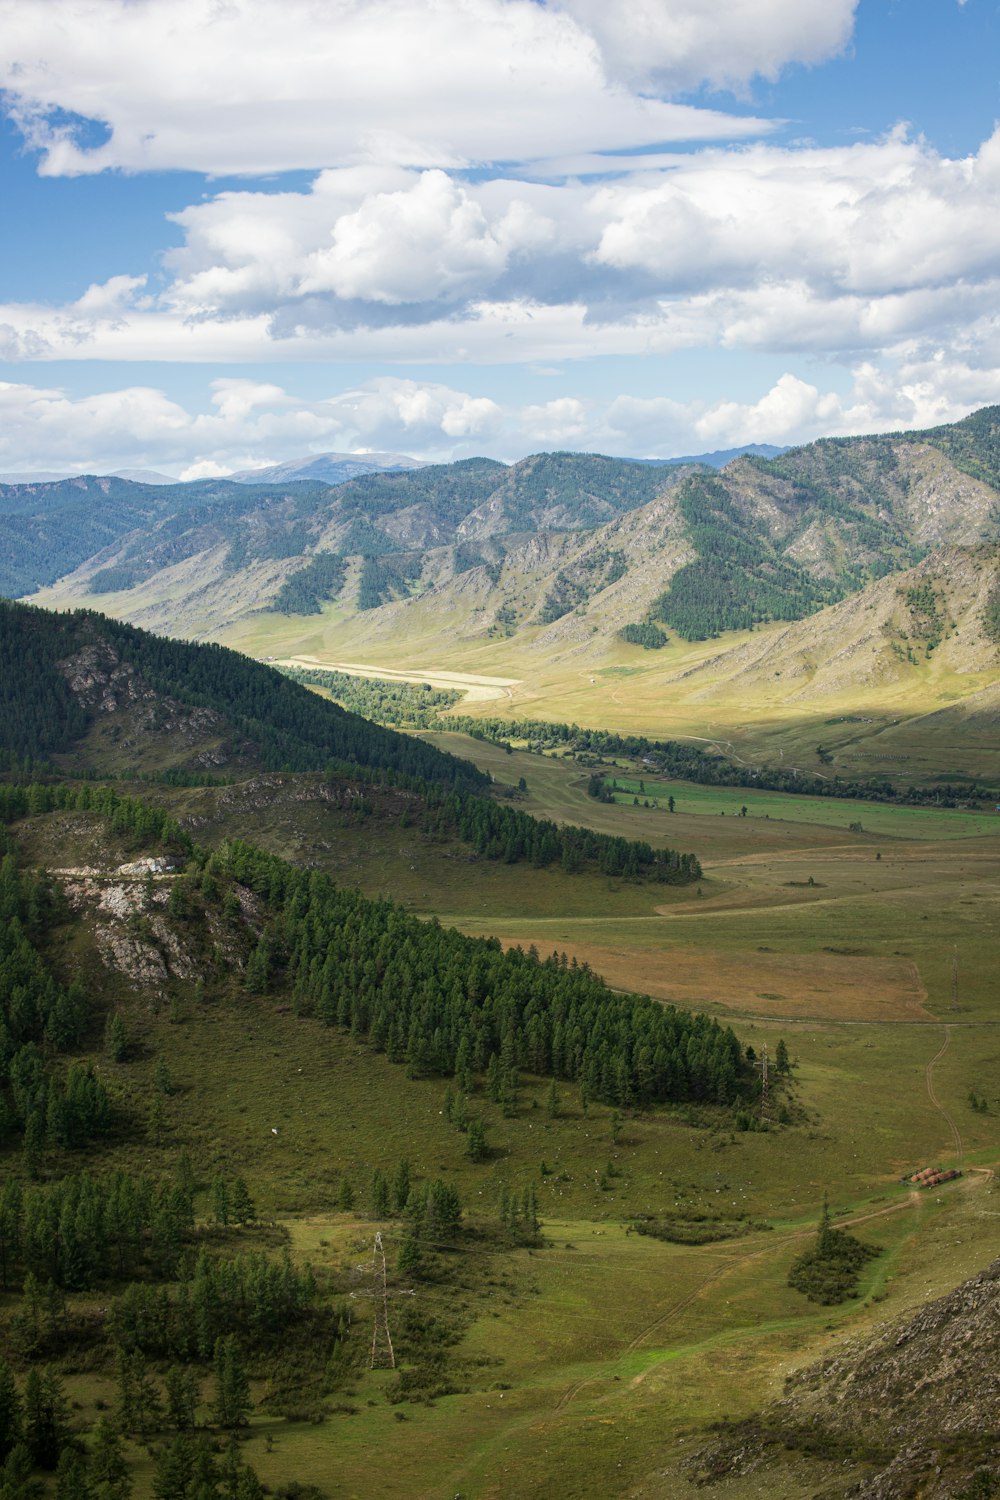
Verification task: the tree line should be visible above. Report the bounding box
[219,838,746,1108]
[444,714,1000,809]
[420,786,701,882]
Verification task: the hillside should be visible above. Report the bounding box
[0,598,486,788]
[694,1255,1000,1497]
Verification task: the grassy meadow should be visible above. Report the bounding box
[8,699,999,1498]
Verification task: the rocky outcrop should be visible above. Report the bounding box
[691,1256,1000,1498]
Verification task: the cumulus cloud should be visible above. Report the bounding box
[0,0,780,178]
[4,128,1000,382]
[1,365,997,479]
[560,0,857,92]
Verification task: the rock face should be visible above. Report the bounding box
[692,1257,1000,1498]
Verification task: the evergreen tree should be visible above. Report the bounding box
[89,1414,131,1497]
[213,1337,252,1430]
[0,1443,42,1500]
[465,1118,489,1162]
[212,1176,230,1228]
[369,1170,389,1219]
[164,1365,199,1433]
[230,1178,255,1226]
[55,1447,93,1500]
[23,1366,69,1470]
[336,1177,354,1212]
[0,1361,23,1463]
[391,1160,411,1214]
[152,1435,196,1500]
[105,1015,128,1064]
[236,1466,266,1500]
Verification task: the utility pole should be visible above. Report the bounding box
[754,1042,771,1124]
[351,1232,413,1370]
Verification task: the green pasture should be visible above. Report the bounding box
[606,774,1000,841]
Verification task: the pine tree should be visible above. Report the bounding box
[147,1092,168,1147]
[391,1160,411,1214]
[236,1466,266,1500]
[89,1414,130,1496]
[0,1443,42,1500]
[369,1169,389,1219]
[116,1349,162,1437]
[0,1361,23,1463]
[465,1118,488,1162]
[397,1233,421,1276]
[23,1367,69,1470]
[164,1365,199,1433]
[213,1337,251,1430]
[336,1177,354,1212]
[775,1038,790,1075]
[54,1447,93,1500]
[152,1436,197,1500]
[105,1014,128,1063]
[212,1176,230,1227]
[230,1178,255,1226]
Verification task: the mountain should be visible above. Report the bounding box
[18,410,1000,715]
[228,450,426,485]
[0,597,487,789]
[0,473,337,599]
[632,442,788,468]
[29,451,702,636]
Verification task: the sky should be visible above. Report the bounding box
[1,0,999,478]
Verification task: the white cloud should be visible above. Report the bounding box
[298,171,554,305]
[559,0,858,92]
[590,130,1000,301]
[0,0,776,178]
[4,126,999,382]
[1,365,997,480]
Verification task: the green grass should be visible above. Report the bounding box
[606,774,1000,841]
[5,755,1000,1499]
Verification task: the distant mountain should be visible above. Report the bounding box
[227,451,427,485]
[0,473,335,599]
[0,470,75,483]
[109,468,178,485]
[631,443,788,468]
[0,467,177,485]
[30,452,701,635]
[20,410,1000,696]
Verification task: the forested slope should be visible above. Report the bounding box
[0,599,486,788]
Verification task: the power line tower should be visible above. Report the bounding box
[754,1042,771,1124]
[951,945,959,1013]
[352,1232,413,1370]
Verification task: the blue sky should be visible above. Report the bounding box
[0,0,998,476]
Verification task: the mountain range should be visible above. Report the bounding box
[16,406,996,633]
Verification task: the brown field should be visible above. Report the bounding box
[475,936,932,1022]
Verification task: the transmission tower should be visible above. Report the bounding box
[951,946,959,1013]
[754,1042,771,1123]
[351,1232,413,1370]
